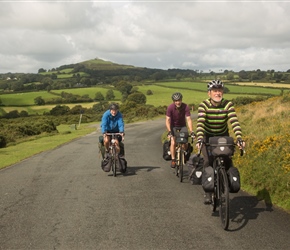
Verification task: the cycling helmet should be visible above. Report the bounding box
[171,92,183,101]
[109,103,119,110]
[207,80,224,90]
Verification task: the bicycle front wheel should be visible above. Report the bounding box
[179,151,184,182]
[112,148,117,177]
[218,168,229,230]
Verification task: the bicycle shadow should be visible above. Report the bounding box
[226,188,273,231]
[110,166,161,177]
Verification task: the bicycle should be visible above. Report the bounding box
[105,133,124,177]
[174,132,194,182]
[201,136,244,230]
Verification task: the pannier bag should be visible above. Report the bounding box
[163,140,172,161]
[202,166,214,192]
[119,141,125,156]
[117,155,127,173]
[98,136,105,159]
[101,155,111,172]
[209,136,235,157]
[187,154,204,185]
[227,166,241,193]
[185,143,193,162]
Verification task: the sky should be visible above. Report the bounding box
[1,0,290,74]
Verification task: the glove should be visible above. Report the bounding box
[167,131,172,137]
[237,138,244,146]
[190,131,196,138]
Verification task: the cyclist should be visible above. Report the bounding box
[101,103,125,155]
[196,80,245,204]
[166,92,195,168]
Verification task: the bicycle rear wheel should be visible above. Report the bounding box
[218,168,229,230]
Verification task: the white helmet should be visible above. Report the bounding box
[207,80,224,91]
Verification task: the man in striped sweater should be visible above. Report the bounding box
[196,80,245,204]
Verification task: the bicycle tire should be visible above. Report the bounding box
[218,167,229,230]
[175,147,180,177]
[112,148,117,177]
[179,150,183,182]
[212,186,217,212]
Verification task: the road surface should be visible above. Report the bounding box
[0,118,289,249]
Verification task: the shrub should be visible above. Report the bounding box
[0,135,7,148]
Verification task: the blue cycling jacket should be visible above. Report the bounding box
[101,110,124,134]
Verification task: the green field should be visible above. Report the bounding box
[155,81,284,95]
[0,81,284,114]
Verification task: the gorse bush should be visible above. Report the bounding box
[234,93,290,211]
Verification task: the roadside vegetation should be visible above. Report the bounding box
[233,93,290,212]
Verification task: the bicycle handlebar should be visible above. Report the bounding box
[196,139,245,156]
[104,132,125,141]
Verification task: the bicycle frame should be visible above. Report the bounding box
[200,137,243,230]
[174,136,193,182]
[105,133,123,177]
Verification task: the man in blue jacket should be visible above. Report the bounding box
[101,103,125,154]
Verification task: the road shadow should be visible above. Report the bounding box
[227,188,273,231]
[124,166,161,176]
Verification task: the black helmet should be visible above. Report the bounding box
[171,92,183,101]
[207,80,224,91]
[109,103,119,110]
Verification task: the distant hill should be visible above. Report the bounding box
[79,58,137,70]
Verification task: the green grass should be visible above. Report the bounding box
[0,91,57,106]
[136,84,257,107]
[0,123,97,169]
[52,87,122,100]
[156,81,282,95]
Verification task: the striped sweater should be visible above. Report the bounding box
[196,98,242,141]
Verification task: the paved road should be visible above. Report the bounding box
[0,118,289,250]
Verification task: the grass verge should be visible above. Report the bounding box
[0,123,97,170]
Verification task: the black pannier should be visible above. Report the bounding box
[202,166,214,192]
[209,136,235,156]
[227,166,241,193]
[187,154,204,185]
[98,136,105,159]
[101,155,111,172]
[163,140,172,161]
[117,155,127,173]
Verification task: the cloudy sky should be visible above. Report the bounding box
[1,0,290,73]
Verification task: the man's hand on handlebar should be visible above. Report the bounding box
[195,139,202,150]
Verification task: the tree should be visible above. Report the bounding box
[50,105,70,116]
[38,68,46,73]
[127,92,146,104]
[146,90,153,95]
[95,92,105,101]
[106,89,115,100]
[116,81,132,96]
[34,96,45,105]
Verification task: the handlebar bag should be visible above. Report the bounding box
[209,136,235,156]
[175,131,189,143]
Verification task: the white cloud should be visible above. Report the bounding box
[1,1,290,73]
